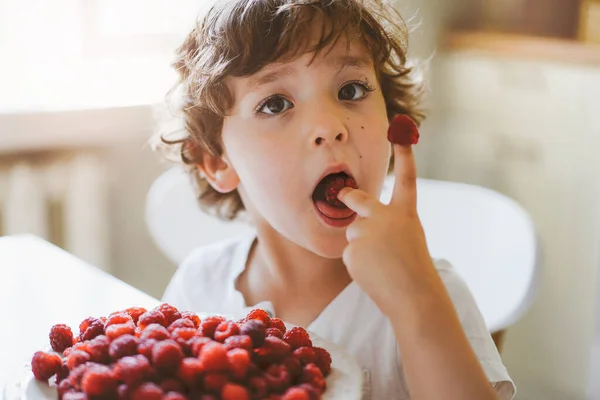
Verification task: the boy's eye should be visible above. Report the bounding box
[338,82,372,101]
[257,96,293,115]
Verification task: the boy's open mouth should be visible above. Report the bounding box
[312,172,358,221]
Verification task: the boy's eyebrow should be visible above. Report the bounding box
[328,54,373,74]
[249,66,295,90]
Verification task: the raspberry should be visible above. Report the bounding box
[109,334,139,360]
[123,306,147,324]
[57,378,73,397]
[282,387,310,400]
[264,364,291,393]
[269,318,287,334]
[387,114,420,146]
[171,327,197,342]
[177,357,204,388]
[282,357,303,381]
[167,318,195,333]
[114,355,153,385]
[282,327,312,350]
[239,320,266,348]
[248,377,269,398]
[138,310,167,330]
[87,335,111,364]
[189,336,212,357]
[49,324,74,353]
[296,384,320,400]
[221,383,250,400]
[199,342,228,373]
[224,335,253,352]
[68,363,89,390]
[256,336,291,365]
[300,364,326,394]
[226,348,250,380]
[117,384,131,400]
[245,309,270,326]
[163,392,189,400]
[67,350,91,371]
[140,323,171,341]
[155,303,182,326]
[152,339,184,372]
[181,312,201,329]
[81,363,117,397]
[292,347,316,365]
[55,360,70,383]
[160,378,184,393]
[106,321,136,340]
[200,316,225,339]
[131,382,163,400]
[63,347,73,357]
[138,338,158,359]
[267,328,284,339]
[202,372,228,393]
[105,312,133,328]
[31,351,62,380]
[79,318,105,341]
[214,321,240,342]
[312,347,332,376]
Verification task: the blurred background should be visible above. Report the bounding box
[1,0,599,399]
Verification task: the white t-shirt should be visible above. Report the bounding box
[162,231,516,400]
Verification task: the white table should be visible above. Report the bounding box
[0,234,160,388]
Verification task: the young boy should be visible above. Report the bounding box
[157,0,516,398]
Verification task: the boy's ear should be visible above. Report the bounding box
[197,153,239,193]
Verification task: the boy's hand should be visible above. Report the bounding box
[338,117,439,316]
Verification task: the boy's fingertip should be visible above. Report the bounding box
[337,186,354,199]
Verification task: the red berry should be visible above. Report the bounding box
[167,318,195,333]
[240,320,266,348]
[138,338,158,360]
[155,303,182,326]
[163,392,189,400]
[117,384,131,400]
[200,316,225,339]
[221,383,250,400]
[227,348,250,380]
[214,321,240,342]
[203,372,228,392]
[171,327,197,342]
[81,363,118,397]
[264,364,291,393]
[141,323,171,341]
[68,363,89,390]
[131,382,163,400]
[160,378,184,393]
[269,318,287,334]
[57,378,73,397]
[249,376,269,398]
[105,312,133,328]
[114,355,153,386]
[312,347,332,376]
[282,357,303,380]
[106,321,136,341]
[55,360,70,384]
[124,306,147,324]
[109,334,139,360]
[67,350,91,371]
[301,364,326,394]
[177,357,204,388]
[49,324,74,353]
[282,387,310,400]
[245,309,270,326]
[138,310,168,330]
[87,335,111,364]
[189,336,212,357]
[224,335,253,352]
[283,327,312,350]
[79,318,105,341]
[296,384,320,400]
[181,312,201,329]
[267,328,284,338]
[31,351,62,380]
[257,336,291,365]
[199,342,228,373]
[292,347,317,365]
[152,339,184,372]
[387,114,420,145]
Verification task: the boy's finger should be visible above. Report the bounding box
[337,187,382,217]
[391,143,418,210]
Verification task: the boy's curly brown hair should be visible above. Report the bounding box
[153,0,426,221]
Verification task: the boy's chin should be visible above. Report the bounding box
[307,237,348,259]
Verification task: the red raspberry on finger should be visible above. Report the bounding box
[49,324,74,353]
[31,351,62,380]
[387,114,420,146]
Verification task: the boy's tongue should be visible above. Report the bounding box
[313,173,358,219]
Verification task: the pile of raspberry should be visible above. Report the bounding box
[31,305,332,400]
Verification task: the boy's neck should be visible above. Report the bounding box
[236,227,352,326]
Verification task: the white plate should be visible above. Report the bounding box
[20,332,362,399]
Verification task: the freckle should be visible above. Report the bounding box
[361,126,364,129]
[359,155,362,159]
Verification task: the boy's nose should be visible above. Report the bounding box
[314,132,346,146]
[309,111,348,147]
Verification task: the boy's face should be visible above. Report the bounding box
[221,38,390,258]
